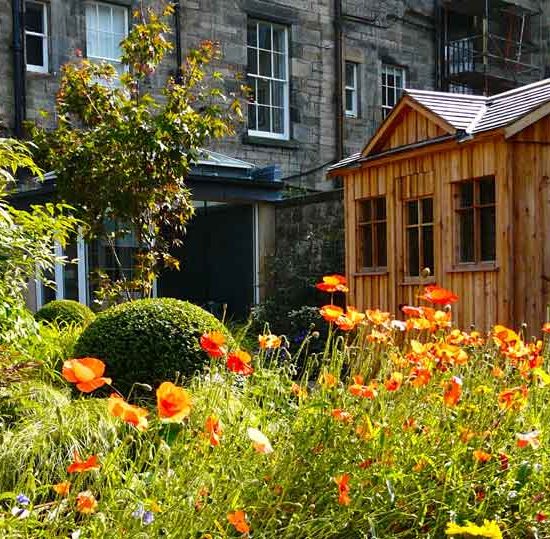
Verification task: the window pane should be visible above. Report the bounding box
[257,105,271,132]
[98,5,110,33]
[376,222,387,267]
[247,47,257,74]
[86,30,98,57]
[362,225,373,268]
[359,200,371,222]
[387,74,395,87]
[480,206,496,261]
[345,89,354,112]
[345,62,355,87]
[459,182,474,208]
[258,23,271,49]
[112,8,126,35]
[388,90,396,107]
[256,78,270,106]
[247,21,257,47]
[375,197,386,220]
[273,107,284,134]
[459,209,475,262]
[63,241,79,301]
[407,227,420,276]
[274,52,285,79]
[422,198,433,223]
[258,49,271,77]
[407,200,418,225]
[25,3,43,33]
[247,103,257,131]
[273,27,285,52]
[272,81,284,107]
[422,226,434,273]
[479,177,495,205]
[26,34,44,65]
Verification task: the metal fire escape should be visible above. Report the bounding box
[438,0,543,95]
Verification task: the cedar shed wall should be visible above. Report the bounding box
[345,136,515,331]
[510,116,550,333]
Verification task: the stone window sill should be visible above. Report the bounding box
[242,134,300,150]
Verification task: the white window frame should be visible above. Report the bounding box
[85,1,129,67]
[344,61,358,118]
[25,1,48,73]
[247,20,290,140]
[382,64,406,118]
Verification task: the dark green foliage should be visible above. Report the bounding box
[35,300,95,327]
[74,298,234,391]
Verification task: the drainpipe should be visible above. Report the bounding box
[12,0,26,137]
[334,0,344,163]
[173,0,183,83]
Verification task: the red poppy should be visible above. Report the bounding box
[67,451,100,473]
[227,510,250,534]
[536,512,548,523]
[331,408,353,423]
[443,376,462,406]
[516,430,540,449]
[384,372,403,392]
[200,331,227,358]
[349,378,377,399]
[316,274,348,293]
[62,358,111,393]
[205,415,223,447]
[227,350,254,376]
[156,381,192,422]
[499,453,510,470]
[76,491,98,514]
[418,285,459,305]
[498,385,528,411]
[320,304,344,323]
[334,473,351,505]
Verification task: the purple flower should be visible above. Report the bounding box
[142,511,154,525]
[16,494,30,506]
[131,505,144,519]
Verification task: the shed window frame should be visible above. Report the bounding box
[25,1,49,73]
[454,176,496,267]
[357,196,388,273]
[404,196,434,277]
[382,64,406,118]
[345,61,358,118]
[246,19,290,140]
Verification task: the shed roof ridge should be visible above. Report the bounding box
[490,77,550,101]
[405,88,487,101]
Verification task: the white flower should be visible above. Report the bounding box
[247,427,273,454]
[390,320,407,331]
[11,506,30,519]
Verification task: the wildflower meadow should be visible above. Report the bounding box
[1,276,550,538]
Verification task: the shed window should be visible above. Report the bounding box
[25,1,48,73]
[456,177,496,264]
[247,19,289,139]
[405,197,434,276]
[357,197,387,271]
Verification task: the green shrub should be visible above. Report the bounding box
[35,299,95,327]
[74,298,234,391]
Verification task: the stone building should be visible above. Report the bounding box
[1,0,549,315]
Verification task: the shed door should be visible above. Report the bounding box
[158,203,254,319]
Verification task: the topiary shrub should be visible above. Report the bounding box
[73,298,234,391]
[35,300,95,327]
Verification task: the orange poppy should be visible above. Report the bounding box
[493,325,521,349]
[516,430,540,449]
[320,304,344,323]
[258,334,282,349]
[316,274,348,293]
[76,491,98,514]
[498,385,528,411]
[346,307,366,324]
[291,383,307,398]
[108,394,148,431]
[334,473,351,506]
[200,331,227,358]
[543,323,550,334]
[320,372,337,388]
[205,415,223,447]
[156,381,192,422]
[62,358,111,393]
[418,285,459,305]
[226,350,254,376]
[366,309,391,326]
[473,450,492,463]
[331,408,353,423]
[348,379,377,399]
[443,376,462,406]
[52,481,71,497]
[67,451,100,473]
[384,372,403,392]
[335,315,355,331]
[227,510,250,534]
[409,366,432,388]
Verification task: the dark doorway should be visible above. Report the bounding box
[159,203,255,319]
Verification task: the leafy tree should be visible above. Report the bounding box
[0,139,77,342]
[31,5,243,304]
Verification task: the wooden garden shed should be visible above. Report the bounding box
[329,79,550,332]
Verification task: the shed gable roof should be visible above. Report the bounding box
[329,78,550,174]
